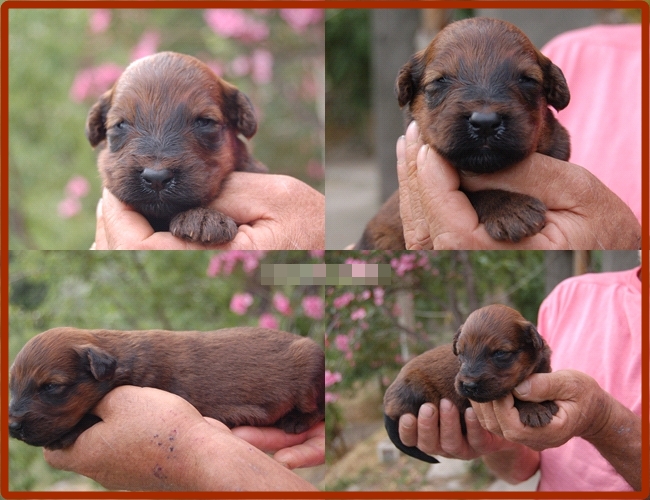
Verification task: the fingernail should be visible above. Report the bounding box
[440,398,452,412]
[417,144,429,168]
[396,135,406,159]
[406,120,419,141]
[465,407,477,421]
[401,414,415,428]
[515,379,530,396]
[420,404,434,419]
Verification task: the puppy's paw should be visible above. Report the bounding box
[170,208,237,244]
[515,399,558,427]
[465,189,546,242]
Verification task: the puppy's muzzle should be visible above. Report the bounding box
[468,111,503,139]
[141,168,174,192]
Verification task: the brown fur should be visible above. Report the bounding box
[86,52,267,244]
[383,304,558,463]
[358,18,571,249]
[9,327,324,450]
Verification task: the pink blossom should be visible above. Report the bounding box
[333,291,354,309]
[130,31,160,62]
[350,308,366,321]
[280,9,323,33]
[258,313,279,329]
[390,253,418,277]
[206,251,266,276]
[65,176,90,198]
[325,392,338,403]
[273,292,292,316]
[250,49,273,85]
[58,197,81,218]
[325,370,342,387]
[359,290,371,301]
[89,9,111,33]
[334,335,349,352]
[230,55,250,77]
[229,292,254,315]
[309,250,325,259]
[301,296,324,320]
[373,287,384,306]
[206,61,224,77]
[69,63,123,102]
[204,9,269,42]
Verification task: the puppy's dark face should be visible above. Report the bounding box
[452,304,550,403]
[9,329,116,448]
[86,52,257,224]
[396,17,570,173]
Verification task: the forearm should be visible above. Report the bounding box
[582,393,641,491]
[482,442,540,485]
[184,423,316,491]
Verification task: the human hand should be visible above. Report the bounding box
[397,399,517,461]
[470,370,610,451]
[396,121,641,250]
[43,386,315,491]
[93,172,324,250]
[231,421,325,469]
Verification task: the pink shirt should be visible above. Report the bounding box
[536,267,642,491]
[542,24,642,223]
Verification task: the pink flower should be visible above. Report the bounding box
[206,251,266,276]
[359,290,371,301]
[325,392,338,403]
[280,9,323,33]
[250,49,273,85]
[65,176,90,198]
[333,291,354,309]
[309,250,325,259]
[89,9,111,33]
[334,335,349,352]
[57,197,81,218]
[373,287,384,306]
[273,292,292,316]
[230,292,254,315]
[350,308,366,321]
[325,370,342,387]
[258,313,279,329]
[69,63,123,102]
[204,9,269,42]
[206,61,224,77]
[390,253,418,277]
[301,296,324,320]
[130,31,160,62]
[230,55,250,77]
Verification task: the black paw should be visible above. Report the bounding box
[169,208,237,244]
[516,400,558,427]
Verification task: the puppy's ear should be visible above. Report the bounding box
[452,324,463,356]
[85,89,113,147]
[75,345,117,381]
[537,52,570,111]
[395,50,425,108]
[224,86,257,139]
[522,322,544,351]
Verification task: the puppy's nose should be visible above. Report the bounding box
[141,168,174,191]
[460,380,478,391]
[8,420,23,437]
[468,111,502,137]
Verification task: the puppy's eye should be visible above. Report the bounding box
[194,117,217,128]
[39,383,64,395]
[113,121,127,130]
[518,75,539,86]
[492,350,513,362]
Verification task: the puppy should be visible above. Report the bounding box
[383,304,558,463]
[86,52,267,244]
[9,327,324,450]
[357,18,571,250]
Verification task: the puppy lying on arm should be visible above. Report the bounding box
[87,52,267,245]
[383,304,558,463]
[9,327,325,450]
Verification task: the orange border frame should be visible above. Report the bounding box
[1,1,648,499]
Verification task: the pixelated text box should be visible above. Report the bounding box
[260,264,391,285]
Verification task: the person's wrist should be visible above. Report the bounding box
[579,388,615,442]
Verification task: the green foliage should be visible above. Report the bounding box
[9,8,323,249]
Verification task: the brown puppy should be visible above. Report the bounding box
[86,52,267,244]
[383,304,558,463]
[9,327,324,450]
[358,18,571,250]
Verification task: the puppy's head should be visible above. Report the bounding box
[396,17,570,173]
[86,51,258,224]
[452,304,551,402]
[9,328,119,448]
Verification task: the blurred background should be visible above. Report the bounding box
[8,8,324,249]
[324,7,644,250]
[8,249,326,490]
[322,249,640,491]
